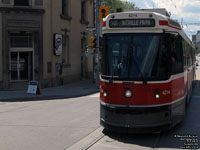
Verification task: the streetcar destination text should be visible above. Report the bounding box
[109,19,155,28]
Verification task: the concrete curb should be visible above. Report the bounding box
[0,89,99,102]
[66,127,104,150]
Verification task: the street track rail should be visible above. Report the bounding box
[82,134,105,150]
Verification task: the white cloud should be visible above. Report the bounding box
[128,0,200,37]
[155,0,200,36]
[121,0,130,1]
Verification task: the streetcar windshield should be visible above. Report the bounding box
[101,33,170,81]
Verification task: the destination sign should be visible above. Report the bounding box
[109,19,155,28]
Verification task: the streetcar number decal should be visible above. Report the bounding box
[109,19,155,28]
[162,90,170,95]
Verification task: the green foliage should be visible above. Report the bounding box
[104,0,139,13]
[123,1,139,10]
[104,0,123,13]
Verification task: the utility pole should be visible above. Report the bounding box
[61,28,70,63]
[94,0,100,85]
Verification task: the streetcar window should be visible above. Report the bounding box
[101,33,171,81]
[170,35,183,74]
[107,36,129,75]
[182,39,193,69]
[151,39,170,79]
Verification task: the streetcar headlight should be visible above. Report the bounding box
[103,91,107,97]
[154,89,160,99]
[155,94,160,99]
[124,89,133,98]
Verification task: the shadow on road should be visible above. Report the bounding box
[0,91,99,103]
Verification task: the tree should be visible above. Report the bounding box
[104,0,124,13]
[104,0,139,13]
[123,1,139,10]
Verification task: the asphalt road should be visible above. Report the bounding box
[0,95,100,150]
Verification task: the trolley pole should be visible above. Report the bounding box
[94,0,100,85]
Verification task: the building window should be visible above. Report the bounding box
[60,0,72,20]
[10,32,33,48]
[81,1,86,21]
[80,0,89,25]
[62,0,68,16]
[14,0,29,6]
[2,0,10,4]
[35,0,43,6]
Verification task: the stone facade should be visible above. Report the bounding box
[0,0,94,90]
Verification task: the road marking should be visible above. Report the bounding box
[82,134,104,150]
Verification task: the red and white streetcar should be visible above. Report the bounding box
[100,10,196,133]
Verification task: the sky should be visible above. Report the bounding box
[122,0,200,40]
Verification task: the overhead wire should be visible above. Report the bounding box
[152,0,157,8]
[151,0,199,37]
[167,0,194,37]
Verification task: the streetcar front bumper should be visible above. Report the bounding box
[100,103,174,133]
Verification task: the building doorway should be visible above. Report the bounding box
[10,51,33,81]
[9,32,34,82]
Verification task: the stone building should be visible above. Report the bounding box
[0,0,94,90]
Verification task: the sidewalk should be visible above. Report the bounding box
[0,79,99,101]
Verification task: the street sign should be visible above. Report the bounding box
[86,26,96,31]
[53,34,63,56]
[85,49,91,57]
[27,81,40,95]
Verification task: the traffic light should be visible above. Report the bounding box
[90,36,97,48]
[99,6,109,23]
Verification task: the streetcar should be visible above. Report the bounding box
[100,11,196,133]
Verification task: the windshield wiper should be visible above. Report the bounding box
[109,66,120,83]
